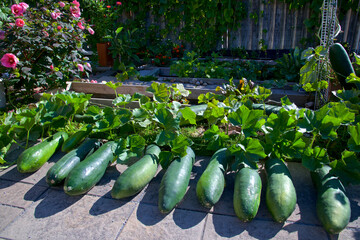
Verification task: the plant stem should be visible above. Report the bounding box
[25,130,30,149]
[310,132,318,149]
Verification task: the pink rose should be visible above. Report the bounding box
[1,53,19,69]
[15,19,25,27]
[19,2,29,11]
[59,2,65,7]
[90,80,97,83]
[50,65,54,70]
[51,10,62,20]
[85,62,92,71]
[57,25,62,30]
[77,21,85,30]
[11,4,25,16]
[87,27,94,35]
[77,63,84,72]
[70,6,81,18]
[116,2,122,5]
[72,0,80,7]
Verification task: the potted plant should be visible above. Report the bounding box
[80,0,123,67]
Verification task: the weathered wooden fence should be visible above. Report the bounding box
[223,1,360,51]
[120,0,360,52]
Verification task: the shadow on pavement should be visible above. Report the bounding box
[0,166,30,188]
[24,177,49,201]
[89,192,129,216]
[34,190,84,218]
[136,202,166,226]
[173,205,207,229]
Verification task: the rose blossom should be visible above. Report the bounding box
[116,2,122,5]
[15,19,25,27]
[59,2,65,7]
[77,21,85,30]
[57,25,62,30]
[77,63,84,72]
[70,6,81,18]
[1,53,19,69]
[51,10,62,20]
[50,65,54,70]
[87,27,94,35]
[85,62,92,71]
[11,4,25,16]
[72,0,80,7]
[19,2,29,11]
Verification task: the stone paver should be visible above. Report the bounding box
[202,213,328,240]
[0,189,136,240]
[346,184,360,229]
[0,205,23,232]
[0,180,48,208]
[118,203,207,240]
[329,227,360,240]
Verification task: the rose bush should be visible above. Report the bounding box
[0,0,94,103]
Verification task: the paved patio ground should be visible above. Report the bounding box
[0,151,359,240]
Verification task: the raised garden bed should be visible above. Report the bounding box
[67,76,313,107]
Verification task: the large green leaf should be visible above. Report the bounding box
[327,102,355,125]
[228,105,266,138]
[146,82,170,103]
[179,107,197,125]
[169,135,192,157]
[113,94,132,107]
[127,135,146,157]
[265,109,297,141]
[155,130,177,146]
[302,147,329,171]
[154,107,180,130]
[348,123,360,152]
[298,105,341,140]
[203,124,229,151]
[333,88,360,104]
[115,108,132,125]
[203,99,226,125]
[330,150,360,185]
[229,137,267,170]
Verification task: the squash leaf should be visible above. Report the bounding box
[330,150,360,186]
[228,105,266,138]
[348,123,360,152]
[228,137,267,170]
[203,125,229,151]
[302,147,329,171]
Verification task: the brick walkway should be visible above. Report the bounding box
[0,152,359,240]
